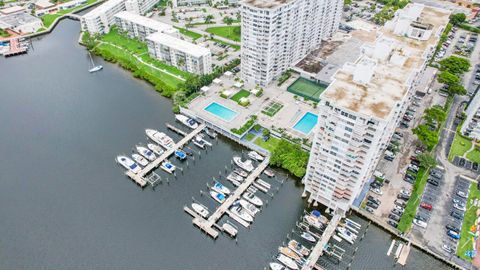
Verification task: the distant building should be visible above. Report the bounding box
[171,0,208,7]
[0,12,43,33]
[302,4,450,213]
[58,0,87,10]
[114,11,177,41]
[0,6,26,16]
[146,32,212,75]
[240,0,343,86]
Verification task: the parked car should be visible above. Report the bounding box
[452,197,465,205]
[365,207,374,213]
[451,211,464,220]
[388,220,398,228]
[447,230,460,240]
[453,203,466,211]
[394,200,406,207]
[442,245,453,254]
[400,189,411,197]
[389,214,400,222]
[370,187,383,195]
[420,202,433,210]
[367,201,379,209]
[427,178,439,186]
[457,190,468,199]
[394,205,404,213]
[446,224,460,233]
[397,194,410,200]
[392,209,403,216]
[413,219,427,228]
[384,155,394,161]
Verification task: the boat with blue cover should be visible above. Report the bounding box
[161,161,176,174]
[174,149,187,160]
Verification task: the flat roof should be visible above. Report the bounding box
[0,6,25,14]
[320,4,450,120]
[115,11,176,33]
[146,32,210,58]
[0,12,41,27]
[35,0,55,8]
[82,0,124,18]
[242,0,294,9]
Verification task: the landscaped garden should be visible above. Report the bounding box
[174,26,203,40]
[205,26,241,42]
[449,132,473,161]
[396,168,429,232]
[230,89,250,102]
[262,101,284,117]
[457,183,480,260]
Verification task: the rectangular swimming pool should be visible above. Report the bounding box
[293,112,318,135]
[204,102,238,122]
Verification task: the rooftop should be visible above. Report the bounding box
[146,32,210,58]
[35,0,55,9]
[0,12,41,28]
[242,0,294,9]
[321,3,450,120]
[83,0,124,18]
[115,11,177,34]
[0,6,25,15]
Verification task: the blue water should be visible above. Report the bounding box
[293,112,318,134]
[204,102,238,121]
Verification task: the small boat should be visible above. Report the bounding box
[278,246,301,262]
[145,129,175,149]
[233,156,254,172]
[222,222,237,237]
[174,149,187,160]
[160,161,176,174]
[227,172,244,182]
[256,178,271,189]
[210,190,226,204]
[253,181,269,193]
[191,203,209,218]
[204,128,217,139]
[264,169,275,178]
[248,150,264,161]
[136,145,156,161]
[288,240,310,256]
[238,199,259,216]
[301,232,316,243]
[304,215,324,230]
[147,143,164,155]
[131,153,149,167]
[182,147,194,156]
[116,155,141,174]
[230,205,253,222]
[193,135,206,149]
[88,52,103,73]
[212,181,231,195]
[269,262,285,270]
[242,191,263,206]
[276,254,298,270]
[233,168,248,177]
[175,114,199,129]
[227,177,241,187]
[336,227,356,244]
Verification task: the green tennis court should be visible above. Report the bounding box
[287,77,328,102]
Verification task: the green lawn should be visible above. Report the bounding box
[254,137,281,153]
[245,133,255,141]
[41,0,97,28]
[230,89,250,102]
[457,183,480,260]
[449,132,473,161]
[205,26,241,42]
[466,147,480,163]
[0,29,10,37]
[174,27,203,40]
[397,168,429,233]
[287,77,328,102]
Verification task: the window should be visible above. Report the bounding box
[345,127,352,132]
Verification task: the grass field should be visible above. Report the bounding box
[41,0,97,28]
[205,26,241,42]
[230,89,250,102]
[466,147,480,163]
[449,132,473,161]
[254,137,281,153]
[457,183,480,260]
[262,101,283,117]
[287,77,328,102]
[174,27,203,40]
[245,133,255,141]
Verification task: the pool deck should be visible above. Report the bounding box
[187,73,318,140]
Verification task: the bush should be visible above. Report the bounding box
[231,116,256,135]
[270,139,309,178]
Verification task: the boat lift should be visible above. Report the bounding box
[144,172,161,187]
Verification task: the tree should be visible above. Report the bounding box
[223,16,234,25]
[413,125,439,151]
[270,139,309,178]
[417,153,437,168]
[423,105,446,126]
[438,56,471,75]
[447,83,467,96]
[0,1,4,7]
[450,13,466,26]
[437,70,460,85]
[82,31,99,51]
[204,14,214,24]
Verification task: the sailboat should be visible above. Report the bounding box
[88,52,103,73]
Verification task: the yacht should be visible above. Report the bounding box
[193,135,206,149]
[248,150,264,161]
[278,246,301,262]
[136,145,156,161]
[131,153,148,167]
[212,181,231,195]
[145,129,175,149]
[233,156,254,172]
[222,223,237,237]
[147,143,163,155]
[242,191,263,207]
[233,168,248,177]
[116,155,141,174]
[304,215,324,230]
[210,190,226,204]
[204,128,217,139]
[227,172,244,182]
[264,169,275,178]
[174,149,187,160]
[238,199,259,216]
[175,114,199,129]
[288,240,310,256]
[227,176,241,187]
[336,227,356,245]
[269,262,285,270]
[160,161,176,174]
[300,232,316,243]
[276,254,298,270]
[191,203,209,218]
[230,205,253,222]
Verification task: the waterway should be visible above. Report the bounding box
[0,20,454,270]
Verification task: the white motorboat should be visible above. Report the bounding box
[256,178,271,189]
[160,161,176,174]
[147,143,164,155]
[136,145,156,161]
[269,262,285,270]
[116,155,141,174]
[175,114,198,129]
[145,129,175,149]
[191,203,209,218]
[233,168,248,177]
[233,156,254,172]
[304,215,324,230]
[193,135,206,149]
[264,169,275,178]
[253,181,269,193]
[248,150,264,161]
[131,153,148,166]
[288,240,310,256]
[204,128,217,139]
[238,199,260,216]
[227,177,241,187]
[242,191,263,207]
[336,227,356,245]
[276,254,299,270]
[227,172,244,182]
[230,205,253,222]
[278,247,301,261]
[300,232,316,243]
[222,223,237,237]
[212,181,231,195]
[210,190,226,204]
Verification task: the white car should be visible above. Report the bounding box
[400,189,411,197]
[394,205,404,213]
[457,190,468,199]
[413,219,427,228]
[453,203,466,212]
[371,187,383,195]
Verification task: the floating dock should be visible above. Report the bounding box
[397,241,411,266]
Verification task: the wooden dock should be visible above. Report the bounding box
[189,156,270,238]
[124,124,205,186]
[397,241,411,266]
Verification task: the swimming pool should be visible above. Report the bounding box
[293,112,318,134]
[204,102,238,122]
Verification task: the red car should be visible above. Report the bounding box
[420,202,432,210]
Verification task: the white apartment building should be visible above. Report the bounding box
[146,32,212,75]
[80,0,157,34]
[114,11,177,40]
[171,0,208,7]
[302,4,450,213]
[240,0,343,86]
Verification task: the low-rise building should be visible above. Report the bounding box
[146,32,212,75]
[58,0,87,10]
[0,12,43,33]
[171,0,208,7]
[114,11,177,41]
[0,6,26,16]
